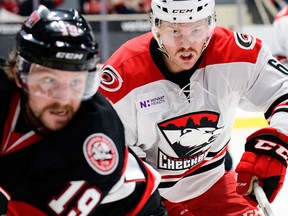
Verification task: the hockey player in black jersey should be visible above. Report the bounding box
[0,5,166,216]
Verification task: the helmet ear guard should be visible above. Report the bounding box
[150,16,161,43]
[150,16,169,57]
[13,55,31,88]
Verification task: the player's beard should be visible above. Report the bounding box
[25,102,75,133]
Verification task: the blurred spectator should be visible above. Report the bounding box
[80,0,111,14]
[111,0,151,14]
[18,0,64,16]
[139,0,151,13]
[79,0,151,14]
[0,0,19,14]
[0,0,22,21]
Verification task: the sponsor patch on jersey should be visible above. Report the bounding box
[157,111,223,170]
[136,89,169,113]
[83,133,119,175]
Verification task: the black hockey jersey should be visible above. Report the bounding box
[0,69,163,216]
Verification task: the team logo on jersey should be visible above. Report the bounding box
[99,65,123,92]
[83,133,119,175]
[234,32,256,50]
[157,111,223,170]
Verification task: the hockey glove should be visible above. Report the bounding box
[235,127,288,206]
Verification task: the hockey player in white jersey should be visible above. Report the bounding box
[99,0,288,215]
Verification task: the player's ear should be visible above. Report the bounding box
[13,66,23,88]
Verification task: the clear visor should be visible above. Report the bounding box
[153,16,215,47]
[20,63,100,101]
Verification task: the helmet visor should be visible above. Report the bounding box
[19,63,100,101]
[153,16,215,47]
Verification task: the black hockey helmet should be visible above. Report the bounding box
[16,4,98,72]
[15,5,100,100]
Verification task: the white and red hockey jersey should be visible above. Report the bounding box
[99,27,288,202]
[273,5,288,64]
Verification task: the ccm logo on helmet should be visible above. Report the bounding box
[172,9,193,13]
[56,52,84,60]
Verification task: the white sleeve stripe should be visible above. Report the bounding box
[0,186,10,200]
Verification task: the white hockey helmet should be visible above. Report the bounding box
[151,0,215,23]
[151,0,216,56]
